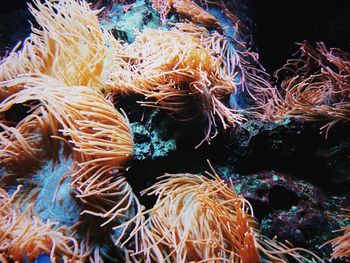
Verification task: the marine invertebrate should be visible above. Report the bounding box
[150,0,220,27]
[0,75,142,247]
[108,23,245,145]
[267,42,350,133]
[0,0,109,99]
[321,209,350,261]
[129,173,260,262]
[0,186,79,262]
[121,171,324,262]
[148,0,274,116]
[0,106,59,169]
[0,76,134,172]
[0,0,142,260]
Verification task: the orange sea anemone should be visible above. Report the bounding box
[129,173,261,262]
[120,170,324,262]
[0,74,144,248]
[0,106,59,170]
[147,0,274,117]
[151,0,220,27]
[266,42,350,133]
[321,209,350,261]
[107,23,245,146]
[0,186,79,262]
[0,0,143,260]
[0,0,109,99]
[0,76,134,170]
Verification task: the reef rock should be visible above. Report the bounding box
[223,117,350,193]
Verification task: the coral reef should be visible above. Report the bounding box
[131,111,177,161]
[0,0,349,262]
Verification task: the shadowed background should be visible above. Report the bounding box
[1,0,350,73]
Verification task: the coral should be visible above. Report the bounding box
[99,0,161,43]
[222,170,342,253]
[131,111,177,161]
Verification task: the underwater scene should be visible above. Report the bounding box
[0,0,349,262]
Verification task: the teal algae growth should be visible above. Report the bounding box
[33,151,81,227]
[100,0,161,43]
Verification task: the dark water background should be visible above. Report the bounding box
[250,0,350,72]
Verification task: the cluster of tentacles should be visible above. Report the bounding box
[106,22,248,145]
[264,42,350,134]
[119,170,324,262]
[0,0,141,261]
[321,209,350,261]
[96,0,273,146]
[0,186,79,262]
[0,0,348,261]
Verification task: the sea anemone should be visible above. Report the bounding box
[0,185,79,262]
[0,106,59,170]
[152,0,220,27]
[321,209,350,261]
[0,0,109,99]
[0,77,142,260]
[0,0,143,261]
[121,170,324,262]
[267,42,350,134]
[107,23,245,146]
[129,173,261,262]
[0,76,134,171]
[0,75,140,235]
[147,0,274,117]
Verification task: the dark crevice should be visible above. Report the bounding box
[269,185,300,210]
